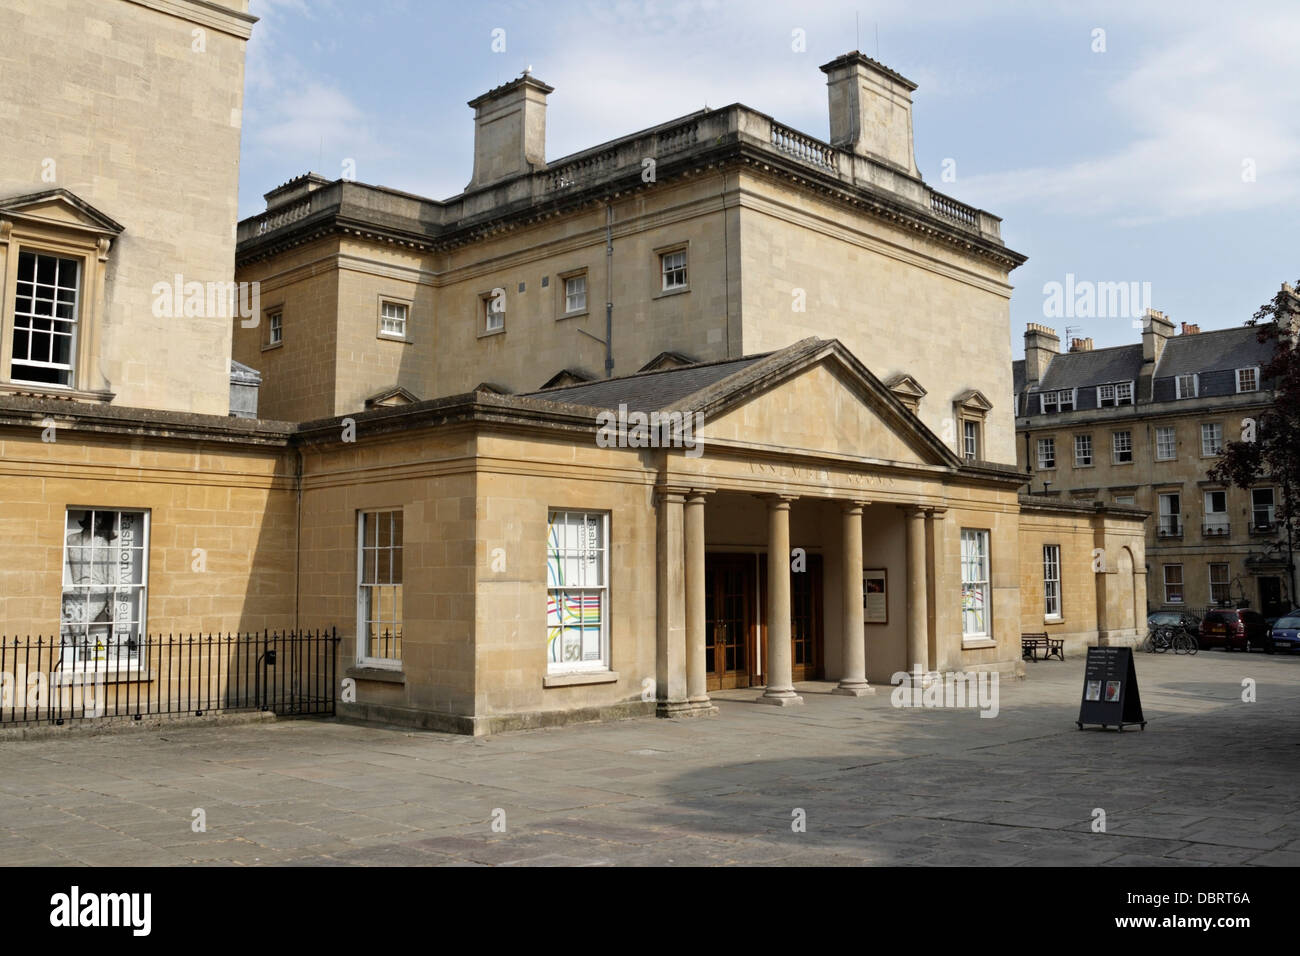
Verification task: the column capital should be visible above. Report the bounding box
[656,484,692,503]
[898,504,928,519]
[685,488,715,502]
[924,506,948,519]
[840,498,871,514]
[761,493,798,509]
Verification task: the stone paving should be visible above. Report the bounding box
[1,649,1298,866]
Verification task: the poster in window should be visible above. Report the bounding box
[863,569,887,624]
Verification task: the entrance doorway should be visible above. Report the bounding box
[704,552,824,690]
[1259,576,1288,618]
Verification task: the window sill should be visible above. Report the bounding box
[0,382,114,403]
[261,341,283,352]
[543,670,619,688]
[477,327,506,340]
[347,665,405,684]
[1044,616,1063,625]
[377,332,412,344]
[557,309,589,321]
[653,286,690,300]
[961,639,997,650]
[66,668,153,684]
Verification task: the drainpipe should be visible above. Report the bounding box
[604,202,614,377]
[294,444,303,632]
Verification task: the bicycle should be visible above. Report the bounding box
[1142,627,1172,653]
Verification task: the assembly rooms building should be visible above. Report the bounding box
[0,0,1144,734]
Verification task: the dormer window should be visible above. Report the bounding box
[1039,388,1075,414]
[1097,382,1133,407]
[1175,373,1198,399]
[1236,367,1259,393]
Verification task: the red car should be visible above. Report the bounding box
[1199,608,1273,652]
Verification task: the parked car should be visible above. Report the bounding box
[1199,608,1273,652]
[1269,611,1300,652]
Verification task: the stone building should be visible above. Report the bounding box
[1015,309,1294,619]
[0,3,1145,734]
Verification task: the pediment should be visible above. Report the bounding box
[364,385,419,408]
[953,388,993,412]
[686,342,959,469]
[0,189,124,238]
[885,373,927,400]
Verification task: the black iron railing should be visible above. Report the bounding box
[0,629,338,726]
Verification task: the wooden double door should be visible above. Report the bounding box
[704,552,823,691]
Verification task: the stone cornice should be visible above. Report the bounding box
[122,0,257,40]
[237,108,1025,272]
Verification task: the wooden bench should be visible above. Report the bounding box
[1022,632,1065,662]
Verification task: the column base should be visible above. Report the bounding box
[757,689,804,707]
[657,699,717,718]
[832,681,875,697]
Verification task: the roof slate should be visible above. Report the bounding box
[521,355,768,411]
[1037,344,1143,391]
[1153,326,1272,378]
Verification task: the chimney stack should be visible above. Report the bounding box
[1180,322,1200,335]
[1069,337,1094,352]
[1024,323,1060,384]
[466,72,553,190]
[819,52,919,176]
[1142,309,1175,366]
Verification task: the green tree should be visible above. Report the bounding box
[1208,282,1300,607]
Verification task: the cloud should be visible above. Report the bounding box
[955,11,1300,225]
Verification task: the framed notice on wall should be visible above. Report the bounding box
[863,569,887,624]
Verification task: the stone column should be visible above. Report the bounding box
[684,490,716,715]
[834,500,873,696]
[655,488,690,716]
[760,496,803,706]
[924,507,946,671]
[902,506,929,676]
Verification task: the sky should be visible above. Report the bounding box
[238,0,1300,356]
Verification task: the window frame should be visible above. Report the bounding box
[1175,373,1199,399]
[1235,366,1260,393]
[1112,429,1133,464]
[962,419,979,460]
[59,507,151,676]
[1200,422,1223,457]
[1163,564,1184,604]
[658,248,688,293]
[8,249,82,389]
[1155,425,1177,461]
[1042,543,1062,620]
[563,272,588,315]
[377,296,412,342]
[1208,563,1231,605]
[479,288,506,336]
[1203,489,1228,535]
[546,509,611,674]
[1251,487,1276,531]
[267,310,283,347]
[960,528,992,641]
[1036,436,1056,470]
[1073,433,1093,468]
[1096,381,1134,408]
[1158,492,1182,537]
[356,509,404,669]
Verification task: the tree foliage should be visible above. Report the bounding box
[1208,282,1300,532]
